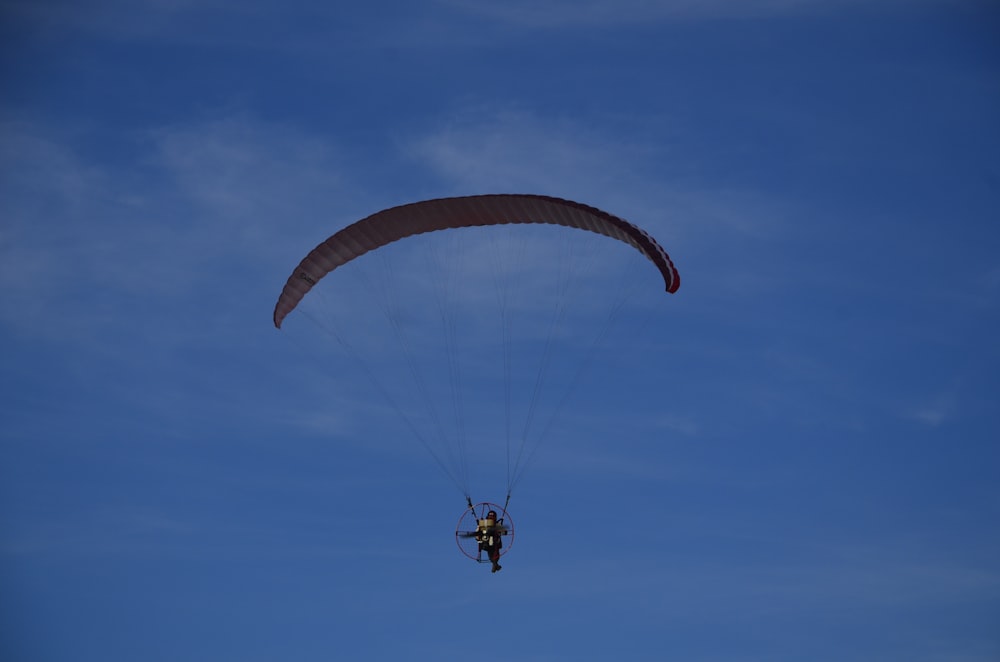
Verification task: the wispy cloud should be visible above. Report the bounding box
[407,107,656,201]
[0,120,132,339]
[149,116,345,231]
[0,116,350,339]
[434,0,942,28]
[900,392,957,427]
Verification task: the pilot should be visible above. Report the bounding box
[476,510,504,573]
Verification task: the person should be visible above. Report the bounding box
[476,510,504,573]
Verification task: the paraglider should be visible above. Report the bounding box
[273,194,680,571]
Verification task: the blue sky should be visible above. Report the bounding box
[2,1,999,660]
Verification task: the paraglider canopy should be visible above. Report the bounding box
[273,194,679,329]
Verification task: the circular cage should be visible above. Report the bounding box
[455,502,515,562]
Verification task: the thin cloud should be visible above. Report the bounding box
[435,0,945,28]
[0,116,350,341]
[654,412,701,436]
[149,117,345,230]
[406,108,649,199]
[901,393,957,427]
